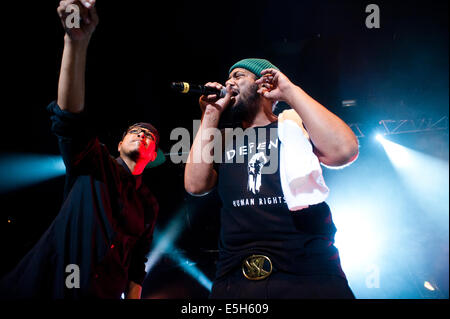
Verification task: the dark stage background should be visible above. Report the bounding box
[0,0,448,299]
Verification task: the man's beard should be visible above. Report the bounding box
[123,143,147,162]
[122,148,141,162]
[230,83,260,124]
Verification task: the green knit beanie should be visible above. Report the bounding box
[229,58,279,79]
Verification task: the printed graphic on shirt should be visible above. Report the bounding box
[232,196,287,208]
[247,152,269,194]
[222,126,286,208]
[224,127,279,175]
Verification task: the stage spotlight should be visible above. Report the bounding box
[0,153,65,193]
[325,133,448,298]
[378,137,449,224]
[424,281,435,291]
[375,133,384,142]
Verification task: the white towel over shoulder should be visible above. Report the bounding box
[278,109,329,211]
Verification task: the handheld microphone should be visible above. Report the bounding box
[171,82,227,98]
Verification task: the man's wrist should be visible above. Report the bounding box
[201,108,221,126]
[64,34,90,51]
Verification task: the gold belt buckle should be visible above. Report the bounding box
[242,255,273,280]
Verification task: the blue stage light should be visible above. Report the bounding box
[169,248,213,291]
[144,207,213,292]
[378,137,449,219]
[145,213,185,274]
[332,200,383,274]
[375,133,384,142]
[324,134,449,298]
[0,153,65,193]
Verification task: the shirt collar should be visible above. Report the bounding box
[116,157,143,189]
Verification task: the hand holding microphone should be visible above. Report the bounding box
[171,82,227,98]
[171,81,234,115]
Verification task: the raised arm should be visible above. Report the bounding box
[184,83,233,195]
[256,69,359,167]
[56,0,99,113]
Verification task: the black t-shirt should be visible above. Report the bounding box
[216,121,346,279]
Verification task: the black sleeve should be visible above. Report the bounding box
[47,101,112,197]
[47,100,94,156]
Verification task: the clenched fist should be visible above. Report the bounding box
[57,0,99,42]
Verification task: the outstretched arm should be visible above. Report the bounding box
[56,0,99,114]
